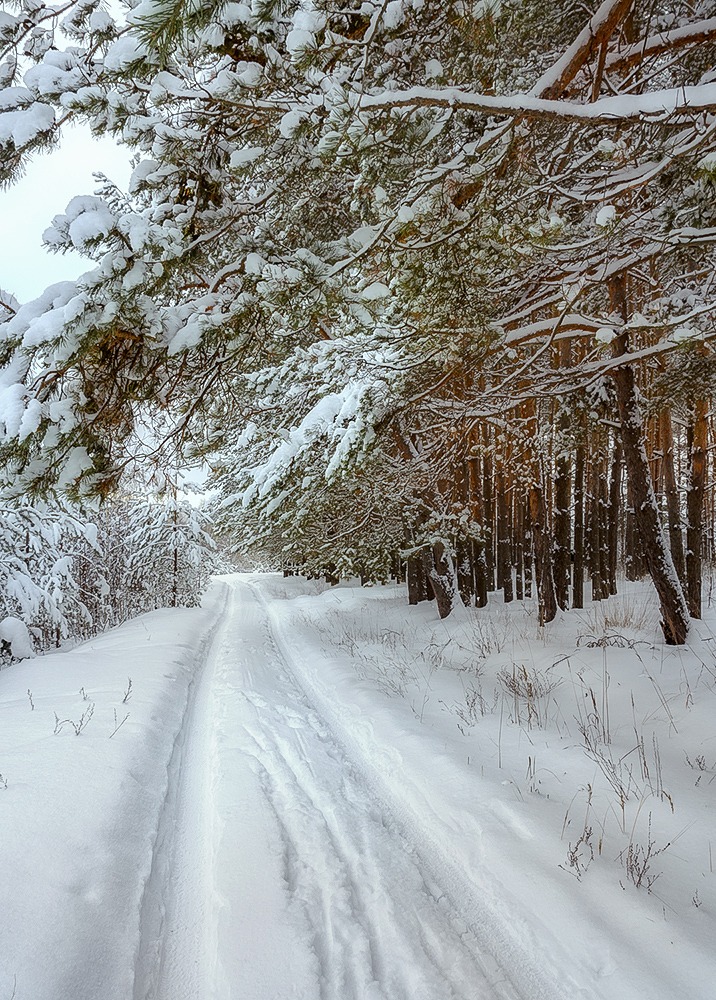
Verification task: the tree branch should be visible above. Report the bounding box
[358,83,716,124]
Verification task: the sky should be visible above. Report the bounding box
[0,123,211,495]
[0,124,132,303]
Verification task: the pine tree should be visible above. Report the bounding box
[2,1,716,637]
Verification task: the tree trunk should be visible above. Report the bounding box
[598,456,610,598]
[456,459,476,606]
[456,537,474,606]
[407,550,429,604]
[686,399,708,618]
[554,447,571,610]
[624,479,641,580]
[514,494,524,601]
[425,542,459,619]
[483,426,495,591]
[529,483,557,624]
[496,468,513,602]
[589,458,603,600]
[661,408,685,586]
[522,399,556,620]
[609,274,689,643]
[473,540,488,607]
[607,440,622,596]
[573,444,585,608]
[554,352,572,609]
[523,496,533,598]
[467,447,488,607]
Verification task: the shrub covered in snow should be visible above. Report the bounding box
[0,497,216,664]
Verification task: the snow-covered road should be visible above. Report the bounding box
[136,579,531,1000]
[9,574,709,1000]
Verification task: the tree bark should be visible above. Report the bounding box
[534,0,636,99]
[624,479,642,580]
[496,467,513,602]
[607,440,622,595]
[523,487,533,598]
[554,396,571,610]
[483,426,495,591]
[599,457,610,598]
[456,536,474,606]
[407,550,429,604]
[474,539,488,607]
[609,274,690,643]
[529,483,557,624]
[425,542,460,619]
[456,459,476,606]
[467,445,488,607]
[661,408,685,586]
[589,457,604,600]
[686,400,708,618]
[573,444,585,608]
[514,494,524,601]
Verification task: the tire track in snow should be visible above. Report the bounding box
[251,581,590,1000]
[133,578,577,1000]
[132,585,231,1000]
[238,582,518,1000]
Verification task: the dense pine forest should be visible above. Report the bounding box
[0,0,715,645]
[4,7,716,998]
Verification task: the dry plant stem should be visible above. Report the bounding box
[498,664,561,729]
[619,810,671,892]
[110,709,130,739]
[54,703,95,735]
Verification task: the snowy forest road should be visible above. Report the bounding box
[134,579,570,1000]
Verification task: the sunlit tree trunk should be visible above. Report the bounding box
[686,399,708,619]
[661,408,685,587]
[610,273,689,644]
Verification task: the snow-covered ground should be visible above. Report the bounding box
[1,573,715,999]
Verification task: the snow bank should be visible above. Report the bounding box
[0,582,228,1000]
[260,575,716,1000]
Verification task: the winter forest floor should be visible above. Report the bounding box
[1,574,715,1000]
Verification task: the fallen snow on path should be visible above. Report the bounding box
[1,574,715,999]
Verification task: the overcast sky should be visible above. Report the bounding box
[0,124,132,303]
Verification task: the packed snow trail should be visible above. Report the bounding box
[134,578,576,1000]
[3,575,715,1000]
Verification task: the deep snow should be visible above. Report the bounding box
[1,573,715,999]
